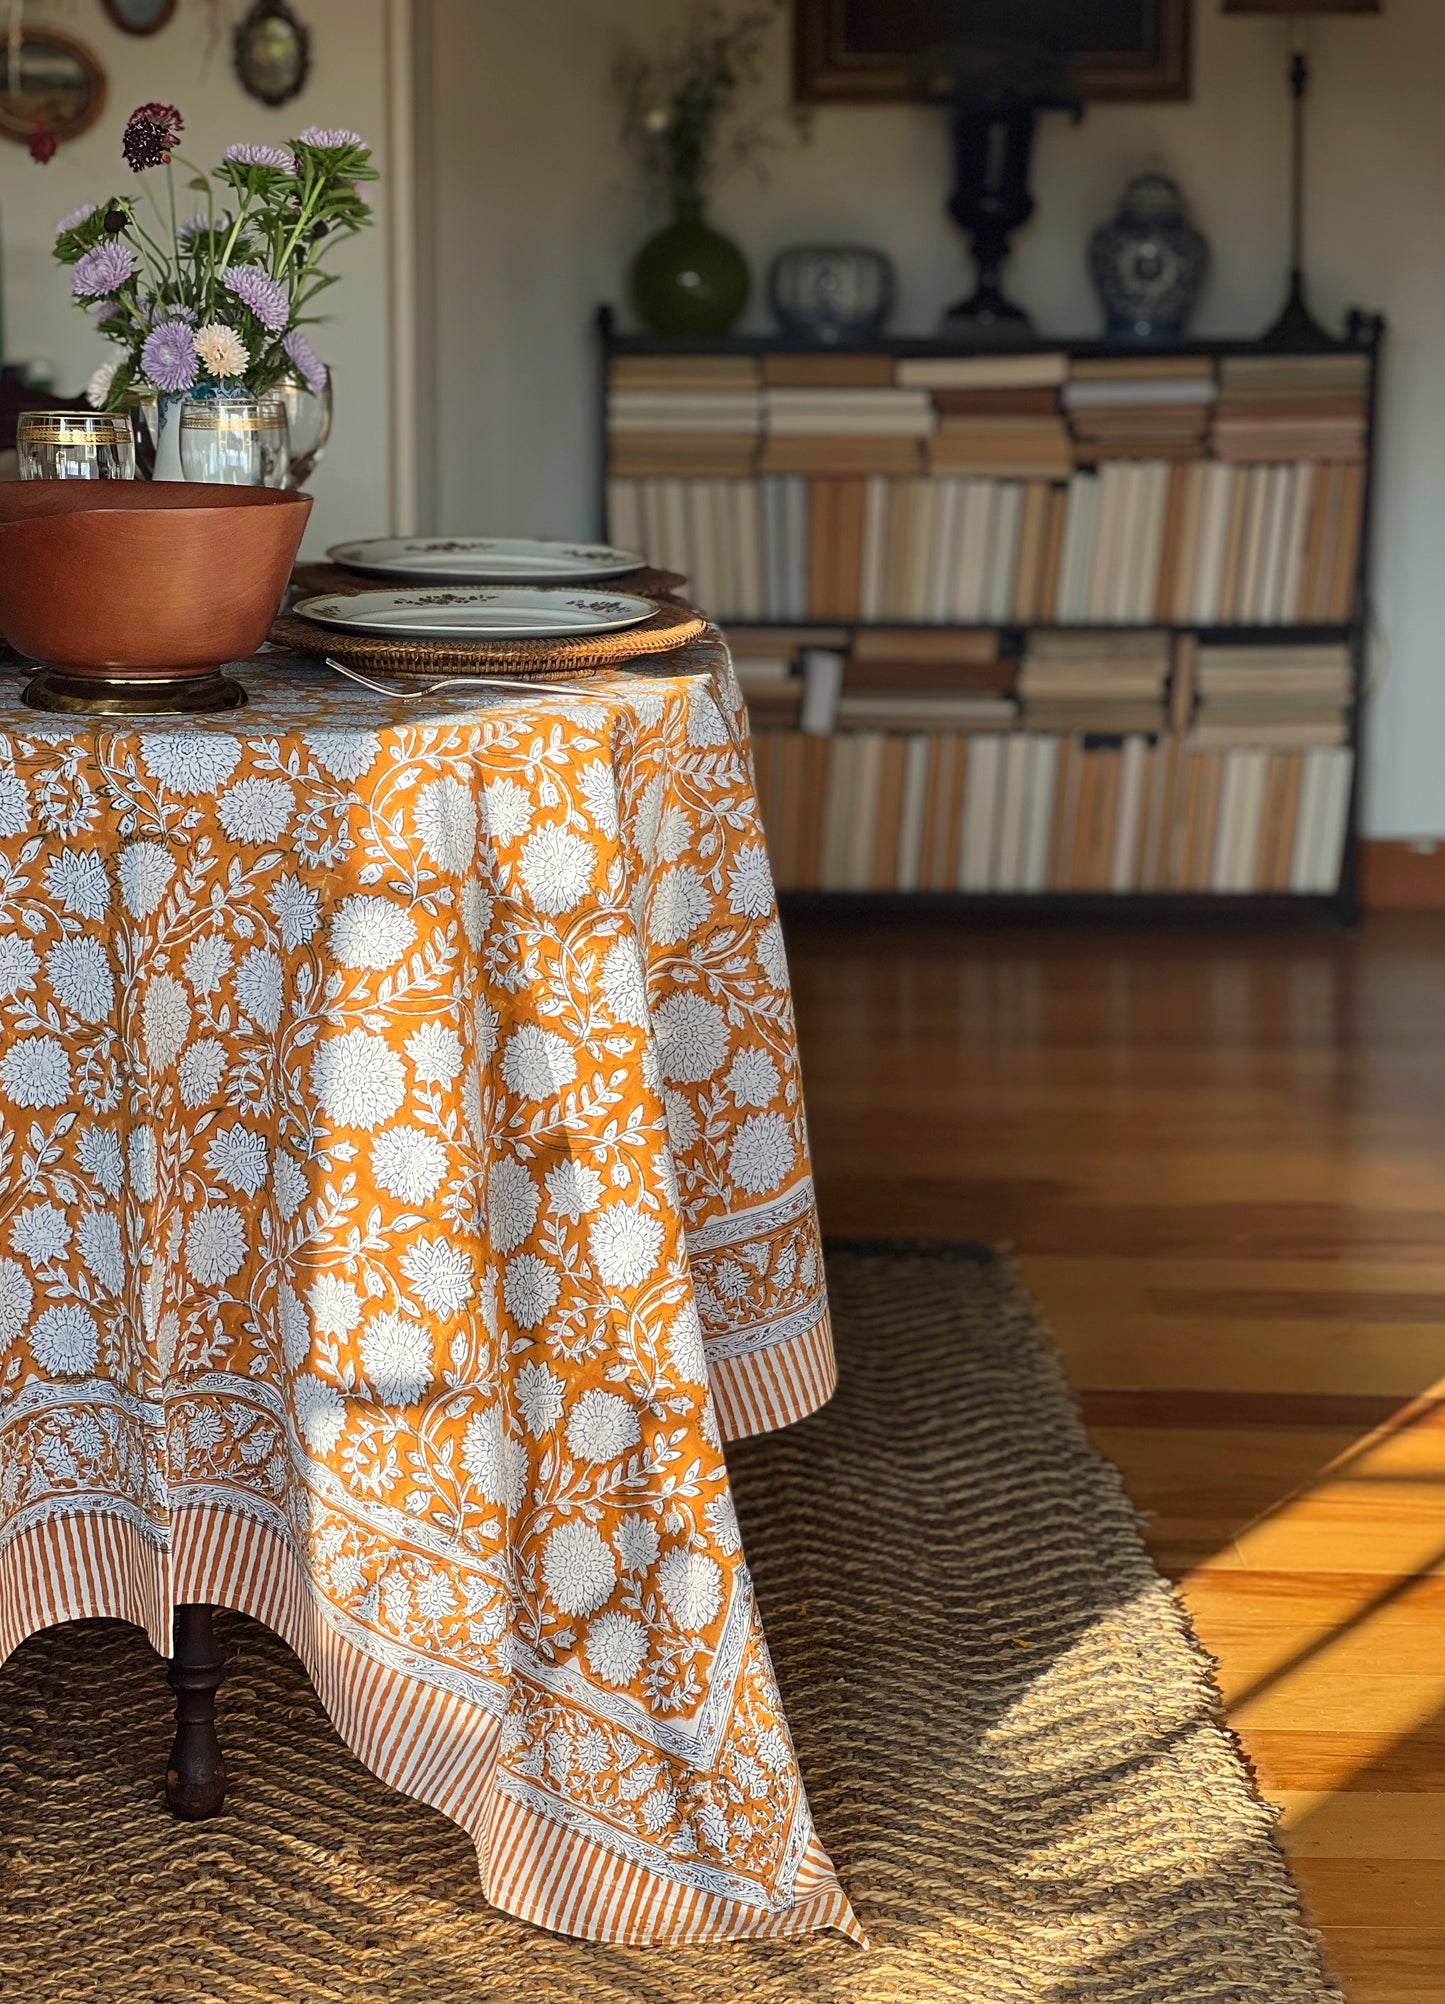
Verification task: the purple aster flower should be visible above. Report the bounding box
[54,201,100,240]
[282,327,327,396]
[296,126,366,150]
[122,101,184,172]
[72,241,137,298]
[221,264,290,334]
[141,320,199,394]
[223,142,297,172]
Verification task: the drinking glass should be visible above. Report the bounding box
[122,388,159,479]
[18,411,136,481]
[257,397,291,489]
[276,371,332,486]
[179,398,265,486]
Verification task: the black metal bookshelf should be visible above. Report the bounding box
[597,305,1385,921]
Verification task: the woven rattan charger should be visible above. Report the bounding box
[274,562,704,683]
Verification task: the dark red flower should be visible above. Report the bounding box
[28,125,57,165]
[122,101,184,172]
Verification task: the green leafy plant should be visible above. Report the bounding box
[615,0,804,209]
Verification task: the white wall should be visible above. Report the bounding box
[419,0,1445,840]
[0,0,396,553]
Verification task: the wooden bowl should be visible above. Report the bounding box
[0,482,312,714]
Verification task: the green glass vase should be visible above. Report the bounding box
[629,196,749,339]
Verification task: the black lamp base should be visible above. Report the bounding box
[941,286,1034,345]
[1259,270,1340,351]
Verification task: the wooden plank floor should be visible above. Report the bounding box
[786,910,1445,2002]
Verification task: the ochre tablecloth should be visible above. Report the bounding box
[0,636,861,1946]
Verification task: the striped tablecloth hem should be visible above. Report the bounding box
[0,1508,172,1663]
[481,1788,866,1944]
[0,1501,864,1949]
[712,1309,839,1443]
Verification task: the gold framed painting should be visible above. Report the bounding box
[794,0,1192,103]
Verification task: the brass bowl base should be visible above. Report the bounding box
[21,670,249,716]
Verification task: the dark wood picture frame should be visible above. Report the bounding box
[0,28,107,149]
[794,0,1192,103]
[233,0,311,109]
[100,0,178,35]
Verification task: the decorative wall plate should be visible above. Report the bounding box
[233,0,310,108]
[294,587,658,641]
[327,536,646,584]
[0,29,107,150]
[101,0,178,35]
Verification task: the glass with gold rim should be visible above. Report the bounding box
[179,396,267,486]
[18,410,136,481]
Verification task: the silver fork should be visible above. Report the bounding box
[325,654,684,704]
[323,656,542,700]
[322,654,747,753]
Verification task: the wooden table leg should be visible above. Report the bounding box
[165,1603,228,1821]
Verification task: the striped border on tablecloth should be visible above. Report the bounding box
[0,1501,864,1947]
[709,1308,838,1443]
[0,1508,171,1662]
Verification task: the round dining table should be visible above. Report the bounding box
[0,632,862,1947]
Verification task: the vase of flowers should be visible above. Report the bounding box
[52,102,375,482]
[615,2,800,339]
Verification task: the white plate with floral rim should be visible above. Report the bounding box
[294,586,657,639]
[326,536,645,583]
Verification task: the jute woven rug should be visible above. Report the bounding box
[0,1244,1343,2003]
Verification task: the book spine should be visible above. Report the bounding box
[958,736,1001,890]
[807,480,835,621]
[860,475,888,622]
[988,483,1024,624]
[871,736,908,888]
[907,477,936,621]
[1225,465,1262,623]
[1278,462,1313,623]
[995,733,1031,890]
[896,735,931,891]
[834,478,866,623]
[957,480,993,622]
[1329,464,1367,622]
[1301,464,1331,626]
[1169,632,1198,734]
[818,735,855,890]
[797,733,829,886]
[1021,736,1060,892]
[1048,737,1081,889]
[1039,485,1068,623]
[1111,735,1147,892]
[925,477,958,622]
[1013,481,1048,624]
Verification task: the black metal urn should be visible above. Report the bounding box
[915,42,1082,342]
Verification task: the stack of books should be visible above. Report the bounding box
[891,354,1068,479]
[1186,641,1353,748]
[607,354,761,477]
[1064,357,1216,460]
[1017,630,1171,735]
[727,626,828,730]
[1213,354,1370,461]
[759,387,934,475]
[837,628,1018,734]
